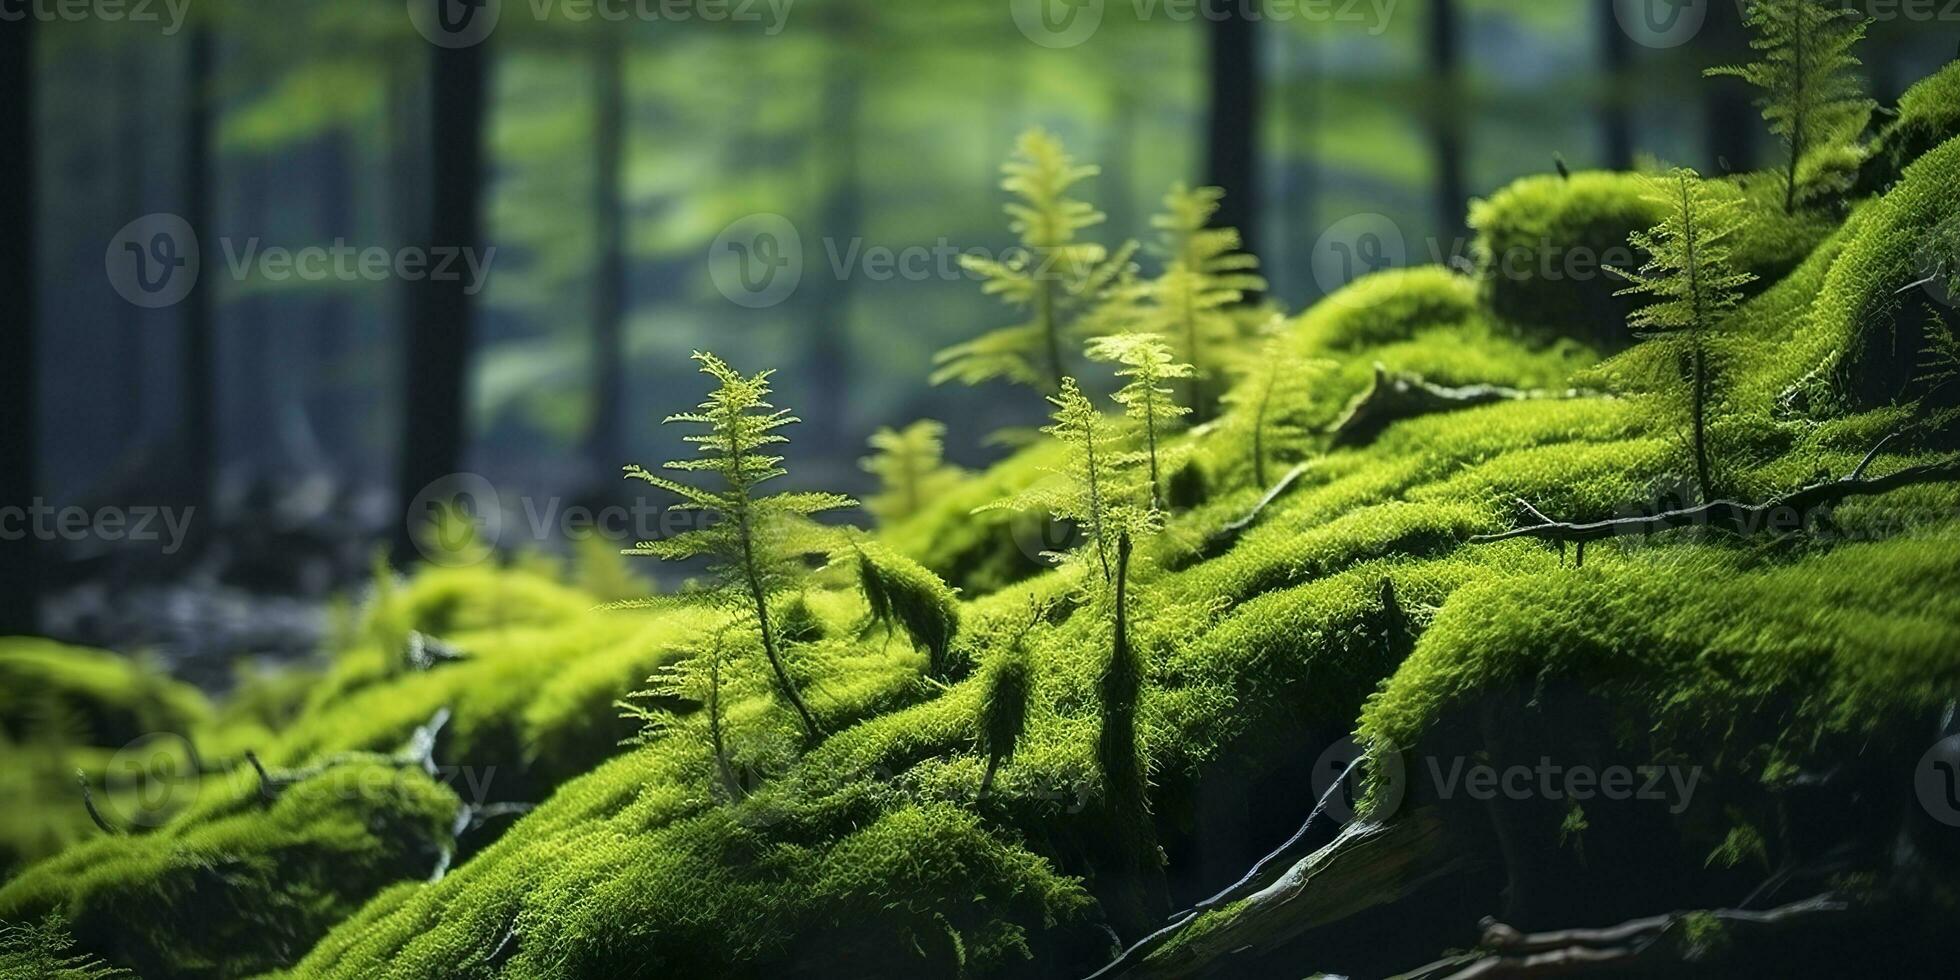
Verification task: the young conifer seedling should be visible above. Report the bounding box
[624,351,854,745]
[1139,184,1265,422]
[980,376,1166,927]
[934,129,1136,395]
[1224,323,1330,487]
[858,419,965,526]
[1088,333,1193,510]
[1611,169,1758,505]
[1706,0,1872,212]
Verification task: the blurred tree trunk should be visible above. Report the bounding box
[583,31,627,477]
[309,132,355,469]
[1594,0,1634,170]
[1275,46,1317,302]
[0,16,39,634]
[117,48,148,442]
[1426,0,1467,253]
[1204,0,1262,259]
[1702,0,1757,173]
[180,25,215,539]
[393,18,488,564]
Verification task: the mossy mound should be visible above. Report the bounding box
[0,640,214,877]
[1857,60,1960,197]
[1469,170,1836,349]
[0,755,459,979]
[0,639,210,748]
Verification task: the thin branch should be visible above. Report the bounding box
[76,770,117,835]
[1474,447,1960,547]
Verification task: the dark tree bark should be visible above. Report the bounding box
[180,26,216,534]
[116,48,149,441]
[1701,0,1757,173]
[583,30,627,475]
[393,16,488,564]
[1427,0,1468,253]
[1593,0,1634,170]
[1204,0,1262,260]
[0,16,39,634]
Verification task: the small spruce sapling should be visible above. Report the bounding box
[1225,322,1331,487]
[1706,0,1872,212]
[1088,333,1193,510]
[623,351,855,745]
[982,374,1167,926]
[934,129,1136,394]
[618,624,748,802]
[1139,184,1266,422]
[980,378,1145,585]
[859,419,965,526]
[1611,169,1758,505]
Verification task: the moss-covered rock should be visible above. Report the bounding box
[0,756,460,979]
[1469,170,1835,349]
[1856,60,1960,197]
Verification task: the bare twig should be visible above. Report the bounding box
[76,770,117,835]
[1390,892,1850,980]
[1473,440,1960,547]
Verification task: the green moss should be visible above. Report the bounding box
[1360,534,1960,768]
[0,639,210,749]
[1469,170,1833,348]
[1857,60,1960,196]
[0,756,459,979]
[1806,135,1960,412]
[1292,266,1481,352]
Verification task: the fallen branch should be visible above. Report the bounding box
[75,770,118,835]
[1389,892,1850,980]
[1089,808,1472,979]
[1330,366,1572,448]
[1195,462,1313,560]
[1472,438,1960,548]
